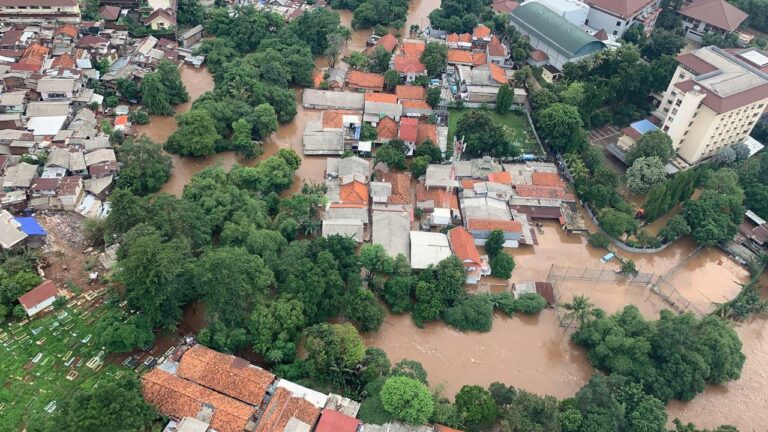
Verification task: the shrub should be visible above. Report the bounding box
[490,253,515,279]
[489,292,516,316]
[587,233,610,249]
[444,295,494,332]
[513,293,547,314]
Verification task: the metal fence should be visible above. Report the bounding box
[651,276,705,316]
[547,265,655,286]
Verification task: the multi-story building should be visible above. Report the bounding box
[678,0,748,43]
[655,46,768,165]
[0,0,81,24]
[583,0,661,37]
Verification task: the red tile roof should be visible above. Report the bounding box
[585,0,658,20]
[488,41,507,57]
[676,53,718,74]
[18,280,58,310]
[531,172,565,187]
[403,41,426,57]
[417,123,437,145]
[365,92,398,103]
[489,63,508,84]
[467,218,522,233]
[339,180,369,206]
[449,226,482,266]
[488,171,512,185]
[491,0,519,13]
[253,387,321,432]
[99,5,121,21]
[674,79,768,115]
[416,183,459,210]
[473,24,491,39]
[447,33,472,44]
[145,8,177,26]
[315,410,361,432]
[177,344,275,406]
[378,171,412,204]
[322,110,358,129]
[515,184,575,200]
[678,0,747,31]
[376,116,399,140]
[57,176,81,196]
[396,85,426,101]
[54,24,77,39]
[394,41,426,74]
[30,177,61,192]
[347,70,385,92]
[399,117,419,142]
[376,34,398,52]
[51,53,76,69]
[447,50,487,66]
[594,28,609,41]
[313,71,324,88]
[142,369,256,432]
[402,99,432,110]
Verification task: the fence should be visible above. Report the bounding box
[652,276,705,316]
[547,265,656,286]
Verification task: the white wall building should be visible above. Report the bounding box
[529,0,590,26]
[583,0,661,37]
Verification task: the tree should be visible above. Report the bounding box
[129,110,150,125]
[360,122,378,141]
[456,111,513,157]
[513,293,547,314]
[574,375,667,432]
[345,51,370,70]
[380,376,435,424]
[140,72,172,115]
[496,84,514,114]
[444,295,494,332]
[621,259,637,274]
[626,131,675,165]
[383,275,414,313]
[701,31,740,48]
[360,243,395,277]
[250,103,279,139]
[291,8,344,55]
[94,310,154,353]
[427,86,442,108]
[231,118,261,159]
[420,42,448,78]
[626,156,667,195]
[536,103,586,154]
[250,297,306,363]
[428,0,484,33]
[484,230,505,257]
[641,29,685,60]
[455,385,498,431]
[177,0,205,26]
[375,141,407,169]
[165,109,219,157]
[659,214,691,242]
[324,31,347,67]
[561,295,597,329]
[391,359,428,383]
[490,253,515,279]
[598,208,638,237]
[304,323,366,381]
[157,60,189,105]
[410,155,430,178]
[118,228,193,329]
[384,70,401,90]
[28,375,155,432]
[412,256,466,324]
[369,45,392,74]
[116,137,171,195]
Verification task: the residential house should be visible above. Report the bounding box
[467,218,525,247]
[395,85,427,102]
[510,2,606,70]
[402,100,433,117]
[393,40,427,82]
[18,280,58,317]
[374,33,398,53]
[316,410,360,432]
[0,113,21,128]
[3,162,37,189]
[448,226,491,283]
[491,0,520,13]
[654,47,768,165]
[36,78,80,101]
[472,24,492,46]
[487,36,508,65]
[0,91,27,113]
[583,0,662,37]
[614,118,661,162]
[425,164,458,189]
[410,231,451,270]
[417,123,438,147]
[53,24,77,44]
[179,24,204,48]
[303,120,344,155]
[145,8,176,30]
[416,181,459,226]
[455,157,503,179]
[302,89,365,110]
[99,5,122,23]
[446,33,472,50]
[347,70,385,92]
[447,49,487,67]
[372,210,410,259]
[364,92,403,122]
[0,0,81,24]
[0,209,28,249]
[57,175,84,210]
[678,0,748,43]
[399,117,419,150]
[84,148,117,177]
[12,44,49,73]
[375,116,399,143]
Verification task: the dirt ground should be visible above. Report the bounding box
[36,212,104,295]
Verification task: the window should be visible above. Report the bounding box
[616,21,622,27]
[663,107,669,112]
[663,125,670,132]
[612,30,618,36]
[678,73,685,79]
[675,99,682,106]
[672,108,678,115]
[585,19,589,25]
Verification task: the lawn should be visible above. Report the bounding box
[447,108,543,156]
[0,289,130,431]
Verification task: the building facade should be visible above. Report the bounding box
[0,0,81,24]
[655,47,768,164]
[583,0,661,37]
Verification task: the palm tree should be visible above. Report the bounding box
[561,294,597,331]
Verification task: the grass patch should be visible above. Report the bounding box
[0,291,132,431]
[447,108,542,156]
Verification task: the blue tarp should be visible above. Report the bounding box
[14,217,46,236]
[630,119,659,135]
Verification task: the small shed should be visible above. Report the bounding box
[18,280,59,317]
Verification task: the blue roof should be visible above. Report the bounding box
[630,119,659,135]
[14,217,46,236]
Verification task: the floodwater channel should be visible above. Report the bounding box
[135,7,768,431]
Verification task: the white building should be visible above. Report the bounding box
[410,231,452,270]
[18,280,59,317]
[530,0,590,26]
[583,0,661,37]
